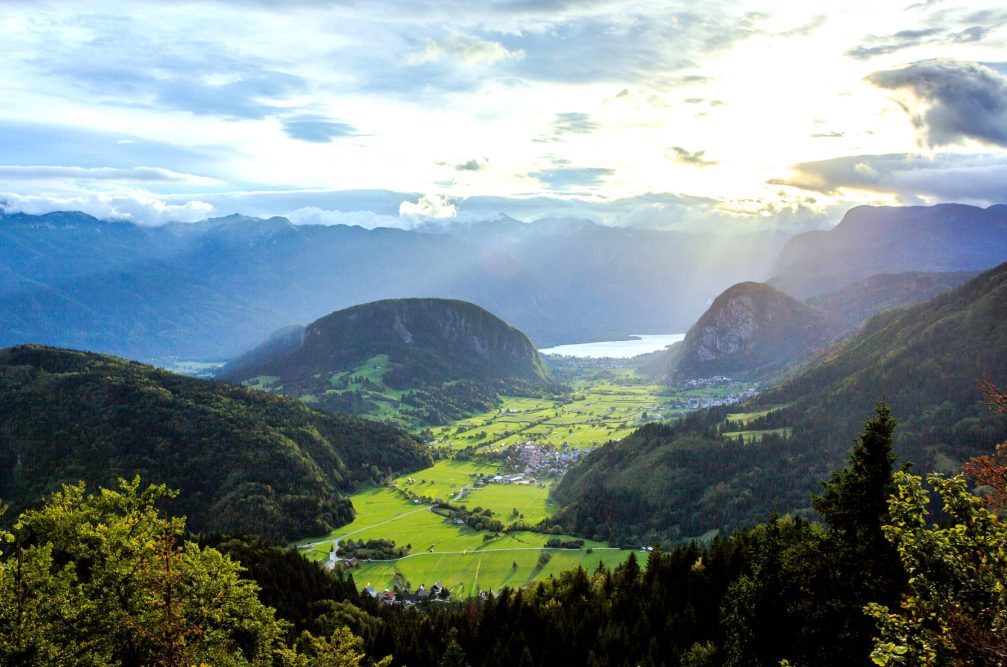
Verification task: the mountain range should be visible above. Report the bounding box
[0,210,788,361]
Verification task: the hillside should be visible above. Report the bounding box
[807,270,977,328]
[0,345,431,540]
[0,210,787,360]
[219,298,551,424]
[554,262,1007,544]
[770,203,1007,297]
[663,281,840,382]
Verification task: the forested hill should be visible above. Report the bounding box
[553,262,1007,544]
[219,298,551,424]
[664,281,840,382]
[0,345,431,540]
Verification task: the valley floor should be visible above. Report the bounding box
[295,370,757,597]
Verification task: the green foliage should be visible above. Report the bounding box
[554,263,1007,543]
[0,346,431,540]
[868,471,1007,665]
[221,299,555,426]
[0,478,288,665]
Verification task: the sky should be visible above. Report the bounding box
[1,0,1006,232]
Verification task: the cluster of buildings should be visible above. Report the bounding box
[502,442,593,478]
[362,582,448,605]
[667,385,758,410]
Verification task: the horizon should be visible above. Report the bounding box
[2,1,1006,234]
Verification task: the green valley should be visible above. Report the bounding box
[293,369,756,595]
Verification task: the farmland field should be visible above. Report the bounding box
[293,370,756,595]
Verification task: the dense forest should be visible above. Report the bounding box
[554,262,1007,544]
[0,345,431,540]
[5,400,1006,665]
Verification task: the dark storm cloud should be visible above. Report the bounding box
[869,60,1007,147]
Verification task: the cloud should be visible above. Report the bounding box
[552,112,600,135]
[281,115,357,142]
[0,165,220,184]
[529,166,614,189]
[667,146,718,167]
[399,193,458,219]
[773,152,1007,204]
[868,60,1007,147]
[0,191,215,224]
[453,158,489,172]
[410,32,525,67]
[846,26,990,60]
[0,120,218,173]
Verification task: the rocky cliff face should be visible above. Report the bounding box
[667,282,840,382]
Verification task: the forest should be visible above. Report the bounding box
[4,397,1007,665]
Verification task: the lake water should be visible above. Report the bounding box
[539,333,685,359]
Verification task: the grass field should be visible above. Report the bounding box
[294,457,635,594]
[292,372,756,596]
[433,380,673,453]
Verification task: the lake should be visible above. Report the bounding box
[539,333,685,359]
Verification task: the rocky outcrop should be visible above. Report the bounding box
[667,282,840,382]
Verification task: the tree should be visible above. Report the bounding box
[0,477,288,665]
[867,472,1007,665]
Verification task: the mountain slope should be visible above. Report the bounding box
[554,262,1007,544]
[664,282,840,382]
[770,203,1007,297]
[219,298,550,424]
[807,270,977,328]
[0,345,431,540]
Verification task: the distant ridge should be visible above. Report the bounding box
[770,203,1007,297]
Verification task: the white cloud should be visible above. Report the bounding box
[0,165,220,184]
[0,191,215,224]
[398,193,458,220]
[409,32,525,67]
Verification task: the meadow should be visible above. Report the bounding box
[295,458,633,594]
[292,372,757,595]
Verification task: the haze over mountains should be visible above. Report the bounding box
[0,210,787,362]
[4,203,1007,367]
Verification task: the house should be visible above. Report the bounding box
[380,590,396,605]
[343,557,359,569]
